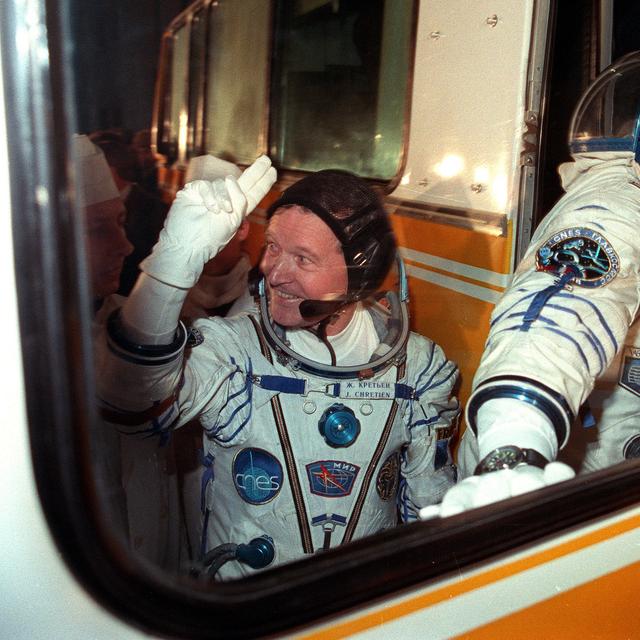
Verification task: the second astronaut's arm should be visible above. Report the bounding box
[421,176,640,519]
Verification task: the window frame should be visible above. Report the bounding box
[5,0,640,638]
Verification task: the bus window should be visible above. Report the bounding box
[270,0,414,179]
[187,7,208,156]
[156,0,413,182]
[203,0,271,164]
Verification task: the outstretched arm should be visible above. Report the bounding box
[119,156,276,344]
[95,156,276,431]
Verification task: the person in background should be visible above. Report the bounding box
[131,128,161,195]
[90,131,168,296]
[421,52,640,518]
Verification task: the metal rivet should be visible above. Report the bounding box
[303,400,317,414]
[360,403,373,416]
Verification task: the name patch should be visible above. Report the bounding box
[306,460,360,497]
[535,227,619,288]
[340,380,394,399]
[233,448,283,505]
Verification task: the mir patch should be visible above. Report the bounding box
[306,460,360,497]
[535,227,619,288]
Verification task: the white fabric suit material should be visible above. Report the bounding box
[465,152,640,475]
[97,308,459,579]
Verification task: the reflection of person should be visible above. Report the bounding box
[74,134,181,568]
[90,131,169,296]
[96,157,459,580]
[73,135,133,305]
[422,52,640,518]
[73,134,133,541]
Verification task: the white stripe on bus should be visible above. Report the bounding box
[404,263,503,304]
[399,247,512,288]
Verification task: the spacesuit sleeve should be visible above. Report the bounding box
[94,301,239,439]
[470,181,640,448]
[399,337,460,520]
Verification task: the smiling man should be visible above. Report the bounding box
[96,159,459,580]
[262,206,350,331]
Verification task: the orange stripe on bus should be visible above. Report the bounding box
[390,215,512,274]
[454,559,640,639]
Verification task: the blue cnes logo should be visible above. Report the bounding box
[233,448,283,505]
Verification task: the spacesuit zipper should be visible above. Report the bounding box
[270,393,314,553]
[341,362,405,545]
[341,400,399,544]
[249,316,314,554]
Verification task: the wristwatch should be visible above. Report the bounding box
[474,445,549,475]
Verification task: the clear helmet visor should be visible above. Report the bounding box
[569,51,640,158]
[257,254,410,379]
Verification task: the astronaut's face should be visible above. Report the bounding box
[261,206,351,334]
[85,198,133,299]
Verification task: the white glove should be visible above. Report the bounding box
[418,461,575,519]
[140,155,276,289]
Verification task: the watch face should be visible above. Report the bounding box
[481,446,525,472]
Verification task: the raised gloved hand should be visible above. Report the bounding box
[141,155,276,289]
[418,461,575,520]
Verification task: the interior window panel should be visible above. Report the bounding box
[170,23,190,166]
[187,8,209,157]
[269,0,413,180]
[203,0,271,164]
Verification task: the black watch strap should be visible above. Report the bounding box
[474,445,549,475]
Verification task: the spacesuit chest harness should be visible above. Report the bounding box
[244,315,413,554]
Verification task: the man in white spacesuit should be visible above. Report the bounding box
[421,51,640,518]
[96,158,459,579]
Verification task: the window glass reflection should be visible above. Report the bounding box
[70,0,455,585]
[270,0,413,179]
[203,0,271,164]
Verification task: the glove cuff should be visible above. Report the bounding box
[140,241,210,290]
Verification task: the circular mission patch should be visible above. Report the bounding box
[535,227,619,288]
